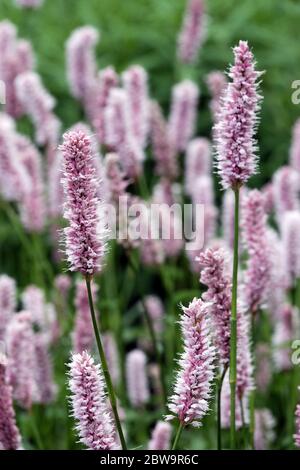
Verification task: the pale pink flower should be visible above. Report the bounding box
[0,113,31,202]
[198,248,231,366]
[262,182,274,214]
[150,101,178,179]
[15,72,60,146]
[266,228,287,317]
[255,343,272,393]
[177,0,206,64]
[93,67,118,144]
[273,166,299,221]
[0,354,22,450]
[144,295,164,335]
[166,298,215,427]
[185,138,211,195]
[281,211,300,287]
[241,189,271,314]
[17,135,46,232]
[6,311,37,409]
[66,26,99,106]
[54,274,71,299]
[0,274,16,341]
[104,88,132,149]
[148,421,172,450]
[105,153,128,203]
[255,409,275,450]
[273,304,296,371]
[126,349,149,408]
[168,80,199,152]
[60,130,107,276]
[215,41,262,189]
[122,65,149,147]
[206,71,227,123]
[22,285,46,330]
[0,22,35,117]
[68,351,118,450]
[34,333,56,404]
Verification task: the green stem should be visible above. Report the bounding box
[85,276,127,450]
[172,422,184,450]
[217,366,228,450]
[229,188,240,449]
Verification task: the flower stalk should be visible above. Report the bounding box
[85,276,127,450]
[229,187,240,448]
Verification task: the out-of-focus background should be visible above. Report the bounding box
[1,0,300,185]
[0,0,300,452]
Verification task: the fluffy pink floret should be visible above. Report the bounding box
[68,351,118,450]
[215,41,262,189]
[60,130,107,276]
[166,298,215,427]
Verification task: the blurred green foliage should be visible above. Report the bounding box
[1,0,300,186]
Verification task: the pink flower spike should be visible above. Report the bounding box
[198,248,231,366]
[6,311,37,409]
[215,41,262,190]
[0,113,31,202]
[15,71,60,146]
[122,65,150,148]
[241,189,271,314]
[126,349,149,408]
[150,101,178,180]
[272,165,299,220]
[60,130,107,276]
[282,211,300,288]
[148,421,172,450]
[93,66,118,144]
[144,295,164,335]
[66,26,99,104]
[54,274,71,299]
[68,351,119,450]
[166,298,215,427]
[168,80,199,153]
[272,304,296,372]
[0,353,22,450]
[17,135,46,233]
[0,274,16,341]
[34,333,57,404]
[254,409,275,450]
[206,71,227,123]
[185,138,211,195]
[177,0,206,64]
